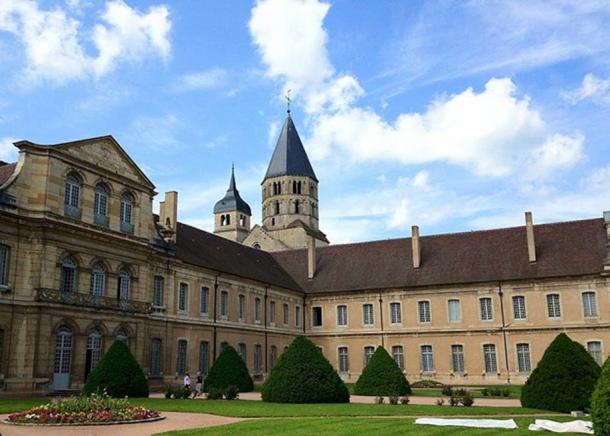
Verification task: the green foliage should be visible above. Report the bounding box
[353,347,411,396]
[592,357,610,436]
[165,384,191,399]
[224,385,240,400]
[203,345,253,393]
[82,340,149,398]
[206,387,224,400]
[521,333,601,412]
[261,336,350,403]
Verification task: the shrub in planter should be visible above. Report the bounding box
[460,391,475,407]
[521,333,601,412]
[354,347,411,396]
[388,395,399,405]
[261,336,349,403]
[204,345,253,393]
[82,340,149,398]
[591,357,610,436]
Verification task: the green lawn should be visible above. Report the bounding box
[158,416,580,436]
[412,385,522,399]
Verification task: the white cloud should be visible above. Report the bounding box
[171,68,226,92]
[562,73,610,105]
[0,0,171,85]
[0,137,18,162]
[249,0,584,179]
[525,133,584,180]
[128,114,180,151]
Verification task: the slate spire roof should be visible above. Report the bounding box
[264,113,318,182]
[213,165,252,215]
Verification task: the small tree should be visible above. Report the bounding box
[262,336,349,403]
[521,333,601,412]
[354,347,411,396]
[592,357,610,436]
[82,340,149,397]
[203,345,253,393]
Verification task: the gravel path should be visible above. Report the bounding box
[0,412,242,436]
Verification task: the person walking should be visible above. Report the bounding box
[183,373,191,390]
[193,371,203,398]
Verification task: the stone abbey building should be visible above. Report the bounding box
[0,112,609,393]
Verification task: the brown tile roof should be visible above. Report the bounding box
[272,218,608,293]
[0,163,16,185]
[175,222,302,291]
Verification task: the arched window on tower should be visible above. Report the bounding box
[298,181,302,194]
[294,200,300,214]
[292,181,296,193]
[274,201,280,215]
[221,215,226,226]
[226,214,230,225]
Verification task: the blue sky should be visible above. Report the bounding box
[1,0,609,243]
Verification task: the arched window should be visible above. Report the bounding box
[53,327,72,390]
[116,329,128,342]
[120,193,134,233]
[220,215,226,226]
[225,214,230,225]
[0,244,9,286]
[274,201,280,215]
[64,174,81,208]
[60,257,77,293]
[297,181,302,194]
[90,263,106,297]
[253,243,261,250]
[292,180,297,193]
[86,330,103,376]
[294,200,300,214]
[117,269,131,301]
[94,184,109,217]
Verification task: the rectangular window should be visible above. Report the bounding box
[418,300,431,323]
[255,297,261,322]
[150,339,161,376]
[152,276,164,307]
[363,303,374,326]
[220,291,228,318]
[483,344,497,373]
[270,345,278,369]
[582,292,598,317]
[480,297,493,321]
[512,296,526,320]
[392,345,404,370]
[364,346,375,365]
[238,294,246,321]
[270,300,276,324]
[176,339,187,375]
[338,347,349,372]
[238,343,247,362]
[178,283,188,312]
[0,245,9,286]
[283,303,289,325]
[451,344,465,373]
[516,343,531,372]
[421,345,434,372]
[254,344,262,374]
[390,302,402,324]
[448,299,461,323]
[546,294,561,318]
[312,306,322,327]
[200,287,209,315]
[199,341,209,375]
[296,305,301,327]
[337,305,348,326]
[587,341,603,366]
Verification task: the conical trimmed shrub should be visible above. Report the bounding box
[521,333,601,412]
[82,340,149,397]
[354,346,411,396]
[203,345,253,393]
[592,357,610,436]
[262,336,349,403]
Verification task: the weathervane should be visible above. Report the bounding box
[285,89,292,115]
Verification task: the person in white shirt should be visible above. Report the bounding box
[183,373,191,389]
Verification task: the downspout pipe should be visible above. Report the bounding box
[498,282,511,385]
[213,274,219,360]
[378,292,385,347]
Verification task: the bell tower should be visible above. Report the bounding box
[213,165,251,243]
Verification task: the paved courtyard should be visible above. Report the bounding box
[0,412,242,436]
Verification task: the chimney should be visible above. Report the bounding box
[603,211,610,273]
[307,236,316,279]
[411,225,421,269]
[160,191,178,242]
[525,211,536,263]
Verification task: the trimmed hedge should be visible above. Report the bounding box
[82,340,149,398]
[354,347,411,396]
[592,357,610,436]
[261,336,349,403]
[203,345,253,393]
[521,333,601,412]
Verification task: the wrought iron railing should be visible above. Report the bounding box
[36,288,152,314]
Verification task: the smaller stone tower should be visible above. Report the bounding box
[214,165,251,242]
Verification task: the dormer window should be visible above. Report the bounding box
[64,173,81,219]
[120,193,134,234]
[93,184,109,227]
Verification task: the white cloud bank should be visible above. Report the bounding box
[0,0,171,85]
[248,0,584,179]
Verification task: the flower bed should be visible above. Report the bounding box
[5,393,162,426]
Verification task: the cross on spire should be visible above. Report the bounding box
[285,89,292,116]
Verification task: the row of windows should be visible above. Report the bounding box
[268,180,313,196]
[219,214,248,227]
[60,256,132,299]
[335,341,605,373]
[314,292,601,327]
[171,281,302,327]
[65,173,135,233]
